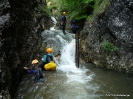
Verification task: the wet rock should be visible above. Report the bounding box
[0,0,53,98]
[80,0,133,74]
[0,14,10,29]
[41,30,74,56]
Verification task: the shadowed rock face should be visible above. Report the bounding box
[0,0,10,15]
[0,0,52,98]
[79,0,133,74]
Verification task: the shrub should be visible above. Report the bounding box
[102,41,119,52]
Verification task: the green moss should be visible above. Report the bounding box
[102,41,119,52]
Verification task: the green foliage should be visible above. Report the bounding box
[51,5,57,9]
[46,0,112,22]
[102,41,119,52]
[59,0,95,20]
[87,0,112,22]
[39,5,52,16]
[82,0,94,4]
[76,15,88,20]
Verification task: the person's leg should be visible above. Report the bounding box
[62,25,66,35]
[72,28,76,34]
[74,29,77,34]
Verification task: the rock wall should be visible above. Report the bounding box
[0,0,52,98]
[79,0,133,74]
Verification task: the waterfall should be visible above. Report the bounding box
[58,39,76,70]
[42,16,95,84]
[14,15,133,99]
[51,16,57,24]
[50,16,57,30]
[56,35,94,84]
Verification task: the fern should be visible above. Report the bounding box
[102,42,119,52]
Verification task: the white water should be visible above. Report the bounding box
[15,31,133,99]
[57,34,96,86]
[14,17,100,99]
[51,16,57,25]
[50,16,57,30]
[14,16,133,99]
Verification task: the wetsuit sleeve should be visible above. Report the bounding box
[29,70,37,74]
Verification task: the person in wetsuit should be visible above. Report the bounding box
[71,16,78,34]
[23,59,45,85]
[39,47,54,71]
[60,11,67,35]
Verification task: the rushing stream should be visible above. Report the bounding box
[14,15,133,98]
[14,30,133,99]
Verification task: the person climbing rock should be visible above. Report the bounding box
[60,11,67,35]
[39,47,56,71]
[71,16,78,34]
[23,59,45,85]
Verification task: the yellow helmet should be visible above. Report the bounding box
[31,59,39,64]
[46,48,53,53]
[63,12,66,15]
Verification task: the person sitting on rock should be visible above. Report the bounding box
[39,47,54,71]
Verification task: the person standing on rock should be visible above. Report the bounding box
[60,11,67,35]
[71,16,78,34]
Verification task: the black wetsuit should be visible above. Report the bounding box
[71,19,78,34]
[34,69,44,82]
[61,15,67,33]
[28,68,44,82]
